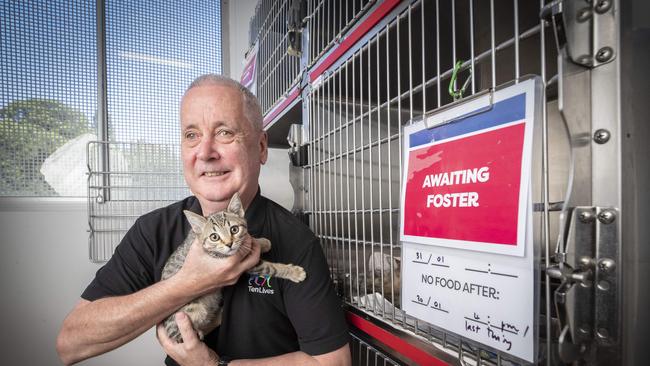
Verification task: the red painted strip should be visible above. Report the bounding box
[347,312,449,366]
[310,0,402,82]
[263,86,300,127]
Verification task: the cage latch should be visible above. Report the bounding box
[540,0,616,68]
[546,206,619,363]
[287,124,309,167]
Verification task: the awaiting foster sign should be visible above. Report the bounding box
[400,91,534,257]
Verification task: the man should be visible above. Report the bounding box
[56,75,351,365]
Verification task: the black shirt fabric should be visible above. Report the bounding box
[82,191,350,364]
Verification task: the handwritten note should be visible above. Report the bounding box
[402,236,536,362]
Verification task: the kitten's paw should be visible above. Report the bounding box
[257,237,272,253]
[165,322,183,343]
[288,265,307,282]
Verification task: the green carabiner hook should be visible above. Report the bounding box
[448,60,471,100]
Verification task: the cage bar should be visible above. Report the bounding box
[87,141,189,262]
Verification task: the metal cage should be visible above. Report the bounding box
[287,0,622,365]
[86,141,189,262]
[351,332,402,366]
[250,0,302,115]
[307,0,375,67]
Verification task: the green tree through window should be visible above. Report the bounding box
[0,99,91,195]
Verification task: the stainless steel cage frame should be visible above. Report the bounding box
[86,141,189,262]
[305,0,556,364]
[254,0,630,364]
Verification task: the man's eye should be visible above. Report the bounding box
[216,129,236,143]
[184,131,198,140]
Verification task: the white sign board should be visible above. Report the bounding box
[401,78,541,363]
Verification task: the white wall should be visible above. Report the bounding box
[0,1,291,365]
[0,200,162,365]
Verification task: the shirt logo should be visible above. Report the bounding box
[248,274,274,295]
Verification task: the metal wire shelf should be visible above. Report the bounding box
[86,141,190,262]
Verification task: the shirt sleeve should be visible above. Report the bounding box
[81,217,155,300]
[282,238,350,355]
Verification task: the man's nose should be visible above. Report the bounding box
[196,135,220,161]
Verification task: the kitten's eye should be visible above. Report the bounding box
[230,226,239,234]
[209,233,219,241]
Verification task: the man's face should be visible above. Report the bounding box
[180,84,267,214]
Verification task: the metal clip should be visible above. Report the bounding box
[448,60,471,100]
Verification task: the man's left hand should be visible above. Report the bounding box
[157,312,220,366]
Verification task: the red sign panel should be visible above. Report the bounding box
[403,123,526,246]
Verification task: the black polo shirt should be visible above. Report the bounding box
[82,190,350,364]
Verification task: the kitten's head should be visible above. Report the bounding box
[183,192,248,257]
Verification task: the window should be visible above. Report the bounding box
[0,0,222,197]
[1,1,97,196]
[106,1,222,145]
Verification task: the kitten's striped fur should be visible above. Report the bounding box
[161,193,306,342]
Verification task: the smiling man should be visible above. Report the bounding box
[56,75,351,366]
[180,80,264,213]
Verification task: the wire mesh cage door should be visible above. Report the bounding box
[87,141,190,262]
[253,0,302,116]
[301,0,621,365]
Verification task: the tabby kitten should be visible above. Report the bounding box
[161,192,306,342]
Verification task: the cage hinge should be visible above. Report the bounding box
[540,0,616,68]
[287,124,309,167]
[546,206,619,363]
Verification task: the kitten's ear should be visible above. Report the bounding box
[227,192,245,217]
[184,210,206,234]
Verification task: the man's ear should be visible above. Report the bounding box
[259,131,268,164]
[183,210,206,234]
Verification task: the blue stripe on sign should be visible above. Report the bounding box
[409,93,526,148]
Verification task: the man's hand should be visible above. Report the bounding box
[157,312,220,366]
[177,234,261,296]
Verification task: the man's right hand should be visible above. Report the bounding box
[176,234,262,295]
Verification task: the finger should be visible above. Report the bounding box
[156,323,174,350]
[189,238,203,254]
[175,312,199,345]
[182,240,199,263]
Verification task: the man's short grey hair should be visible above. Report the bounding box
[184,74,264,131]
